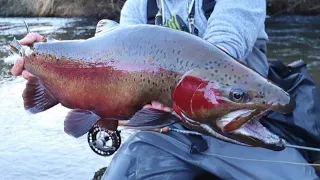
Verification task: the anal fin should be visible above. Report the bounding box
[124,108,180,130]
[64,109,119,138]
[64,109,100,138]
[23,77,59,113]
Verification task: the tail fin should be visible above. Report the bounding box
[4,38,23,64]
[9,37,23,55]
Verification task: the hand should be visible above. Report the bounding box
[143,101,172,133]
[10,32,44,80]
[142,100,173,112]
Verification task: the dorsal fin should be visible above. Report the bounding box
[95,19,120,36]
[44,36,59,42]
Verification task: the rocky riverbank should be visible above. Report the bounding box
[0,0,319,19]
[0,0,125,20]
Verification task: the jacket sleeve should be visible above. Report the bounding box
[203,0,267,61]
[120,0,147,25]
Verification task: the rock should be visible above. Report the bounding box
[0,0,125,19]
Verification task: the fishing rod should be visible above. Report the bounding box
[23,20,30,33]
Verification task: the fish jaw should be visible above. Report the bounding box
[216,109,258,133]
[177,107,285,151]
[216,109,285,150]
[230,115,286,151]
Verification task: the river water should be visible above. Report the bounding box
[0,16,319,180]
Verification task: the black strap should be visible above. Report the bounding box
[189,0,216,19]
[146,0,216,25]
[202,0,216,19]
[147,0,159,24]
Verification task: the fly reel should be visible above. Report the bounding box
[87,125,121,156]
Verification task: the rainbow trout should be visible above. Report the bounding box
[9,20,295,151]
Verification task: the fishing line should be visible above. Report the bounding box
[166,127,320,166]
[286,144,320,152]
[168,128,320,152]
[200,151,320,167]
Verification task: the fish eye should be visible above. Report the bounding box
[233,92,242,100]
[230,88,249,103]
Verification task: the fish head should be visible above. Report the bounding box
[173,63,295,151]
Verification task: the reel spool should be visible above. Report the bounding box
[87,125,121,156]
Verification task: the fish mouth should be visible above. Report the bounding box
[183,109,285,151]
[216,109,285,151]
[230,114,286,150]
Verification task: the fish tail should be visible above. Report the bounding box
[9,37,23,55]
[4,38,24,64]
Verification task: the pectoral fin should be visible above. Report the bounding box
[124,108,179,129]
[23,77,59,113]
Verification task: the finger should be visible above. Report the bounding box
[22,70,34,80]
[163,106,173,112]
[151,101,164,110]
[144,101,173,112]
[143,101,173,112]
[151,101,173,112]
[19,33,44,45]
[143,104,152,109]
[10,58,24,76]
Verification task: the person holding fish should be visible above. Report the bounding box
[10,0,320,179]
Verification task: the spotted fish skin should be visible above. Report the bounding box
[9,23,295,151]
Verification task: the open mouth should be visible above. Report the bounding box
[216,109,285,151]
[183,109,285,151]
[231,115,286,150]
